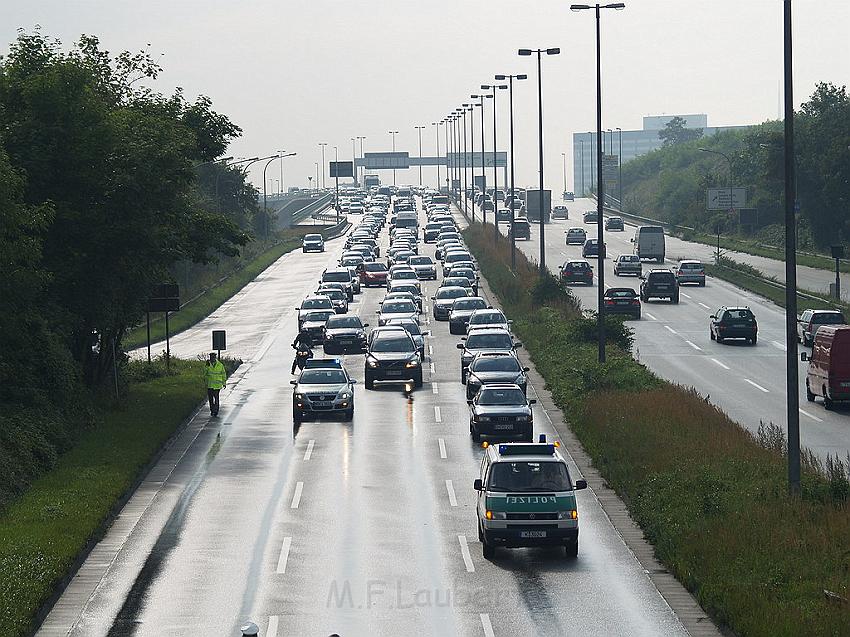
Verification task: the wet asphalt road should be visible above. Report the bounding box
[501,196,850,462]
[42,200,690,637]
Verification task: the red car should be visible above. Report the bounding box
[360,262,389,287]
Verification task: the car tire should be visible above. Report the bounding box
[717,335,724,344]
[461,368,467,384]
[482,539,496,560]
[672,295,680,304]
[699,281,706,287]
[293,409,303,423]
[365,373,374,390]
[471,426,480,443]
[710,330,715,341]
[751,334,758,345]
[414,372,423,388]
[344,407,354,421]
[806,381,815,402]
[824,391,834,411]
[565,541,579,558]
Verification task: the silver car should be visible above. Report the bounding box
[291,362,356,422]
[676,260,706,286]
[613,254,642,277]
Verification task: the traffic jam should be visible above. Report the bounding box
[291,188,589,558]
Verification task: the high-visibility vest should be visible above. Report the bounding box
[205,361,227,389]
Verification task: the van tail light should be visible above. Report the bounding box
[632,299,640,305]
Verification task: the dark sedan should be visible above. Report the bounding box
[559,260,593,286]
[603,288,641,319]
[468,384,536,442]
[323,315,368,354]
[465,353,529,400]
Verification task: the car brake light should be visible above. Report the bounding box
[605,300,615,306]
[633,299,640,305]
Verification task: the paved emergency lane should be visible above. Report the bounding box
[42,198,694,637]
[496,196,850,462]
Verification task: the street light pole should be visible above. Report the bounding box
[497,73,527,268]
[388,131,399,185]
[318,143,328,189]
[459,109,469,218]
[276,149,285,195]
[482,84,507,242]
[616,127,623,207]
[561,152,567,199]
[333,146,340,223]
[571,1,625,365]
[468,105,477,220]
[783,0,800,496]
[580,140,585,196]
[444,118,451,195]
[432,122,442,190]
[314,162,319,192]
[357,136,366,185]
[414,125,425,186]
[519,47,560,274]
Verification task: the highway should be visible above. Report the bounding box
[38,200,703,637]
[495,196,850,463]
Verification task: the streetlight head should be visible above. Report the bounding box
[498,85,508,90]
[494,74,506,80]
[517,74,528,80]
[546,48,561,55]
[470,94,479,99]
[462,102,470,107]
[604,2,626,9]
[570,4,591,10]
[518,49,533,56]
[481,84,491,90]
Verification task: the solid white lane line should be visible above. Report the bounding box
[772,340,787,351]
[745,379,770,393]
[799,409,823,422]
[432,383,439,394]
[698,302,711,310]
[303,439,315,461]
[290,482,304,509]
[685,340,702,351]
[434,406,442,422]
[445,480,457,507]
[438,438,447,459]
[430,362,436,373]
[664,325,677,334]
[680,292,692,299]
[458,535,475,572]
[480,613,495,637]
[711,358,730,370]
[644,312,657,321]
[276,537,292,573]
[429,345,434,356]
[267,615,280,637]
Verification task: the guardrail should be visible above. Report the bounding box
[288,193,334,225]
[588,194,696,232]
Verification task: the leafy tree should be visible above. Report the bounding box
[0,31,250,384]
[658,116,704,147]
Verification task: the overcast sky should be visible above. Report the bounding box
[2,0,848,192]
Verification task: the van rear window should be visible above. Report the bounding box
[640,226,664,234]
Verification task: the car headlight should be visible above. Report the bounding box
[514,374,526,384]
[294,392,304,399]
[406,359,420,368]
[478,416,492,422]
[467,376,480,385]
[325,333,334,339]
[367,357,378,368]
[515,414,530,422]
[558,510,578,520]
[485,510,507,520]
[338,391,351,400]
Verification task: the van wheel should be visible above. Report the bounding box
[824,389,834,410]
[751,334,757,345]
[482,540,496,560]
[471,427,481,443]
[565,541,579,558]
[806,382,815,402]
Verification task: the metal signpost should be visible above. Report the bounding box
[707,188,747,210]
[329,161,354,223]
[147,284,180,366]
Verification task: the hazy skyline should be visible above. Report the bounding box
[3,0,848,193]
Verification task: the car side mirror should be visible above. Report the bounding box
[801,352,808,362]
[514,343,523,349]
[523,367,530,372]
[474,479,483,491]
[630,238,634,242]
[290,380,297,385]
[362,323,370,328]
[709,315,716,319]
[456,343,464,349]
[423,330,431,336]
[431,296,436,300]
[529,399,537,405]
[466,399,473,404]
[350,378,358,384]
[574,479,588,490]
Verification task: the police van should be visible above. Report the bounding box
[474,439,587,558]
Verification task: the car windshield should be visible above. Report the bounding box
[488,461,572,492]
[470,313,506,325]
[812,313,846,324]
[724,310,754,321]
[341,258,362,266]
[323,271,351,282]
[299,369,347,384]
[303,311,333,322]
[320,289,345,300]
[452,269,475,279]
[650,272,675,281]
[607,290,635,298]
[365,263,387,272]
[446,252,471,262]
[327,316,362,328]
[620,255,638,262]
[472,357,520,372]
[391,321,421,336]
[436,288,467,299]
[445,278,470,287]
[382,301,416,313]
[478,387,526,405]
[680,262,702,270]
[393,271,417,279]
[304,235,322,241]
[466,333,513,349]
[568,228,584,234]
[453,299,487,310]
[568,262,589,270]
[372,336,415,353]
[302,298,331,309]
[409,257,433,265]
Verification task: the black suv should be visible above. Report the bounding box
[640,269,679,303]
[364,330,423,388]
[710,306,758,344]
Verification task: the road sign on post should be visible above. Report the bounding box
[707,188,747,210]
[147,284,180,366]
[212,330,226,358]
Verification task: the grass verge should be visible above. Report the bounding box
[464,223,850,637]
[705,257,849,314]
[124,226,338,350]
[0,357,236,637]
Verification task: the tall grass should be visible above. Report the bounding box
[463,223,850,637]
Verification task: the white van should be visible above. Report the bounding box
[632,226,665,263]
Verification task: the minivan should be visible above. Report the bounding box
[803,325,850,410]
[632,225,666,263]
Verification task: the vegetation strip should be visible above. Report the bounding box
[462,223,850,637]
[0,358,234,637]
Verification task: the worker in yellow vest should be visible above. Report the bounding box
[204,352,227,416]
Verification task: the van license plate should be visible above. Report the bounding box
[521,531,546,538]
